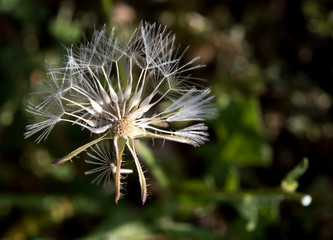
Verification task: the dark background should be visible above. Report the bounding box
[1,0,333,239]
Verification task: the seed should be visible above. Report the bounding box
[114,117,134,137]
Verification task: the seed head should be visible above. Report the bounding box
[25,21,216,204]
[115,117,134,137]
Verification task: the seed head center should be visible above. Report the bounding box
[115,117,134,137]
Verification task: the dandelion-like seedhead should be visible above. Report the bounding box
[25,21,215,204]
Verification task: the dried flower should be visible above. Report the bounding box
[25,22,215,204]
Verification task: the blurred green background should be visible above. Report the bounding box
[1,0,333,239]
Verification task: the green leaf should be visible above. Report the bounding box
[281,158,309,192]
[285,158,309,181]
[218,96,272,166]
[224,166,240,192]
[161,221,222,239]
[100,0,113,24]
[49,18,82,44]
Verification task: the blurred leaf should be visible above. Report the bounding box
[0,194,101,239]
[234,195,258,231]
[0,194,100,215]
[231,192,283,232]
[88,222,151,240]
[218,95,272,166]
[49,19,82,44]
[135,141,169,189]
[0,0,48,24]
[21,146,75,182]
[175,180,311,231]
[160,220,222,240]
[100,0,113,25]
[281,158,309,192]
[223,166,240,192]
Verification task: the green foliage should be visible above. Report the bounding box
[218,95,272,166]
[281,158,309,192]
[49,19,82,44]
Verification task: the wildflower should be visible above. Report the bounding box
[25,22,215,204]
